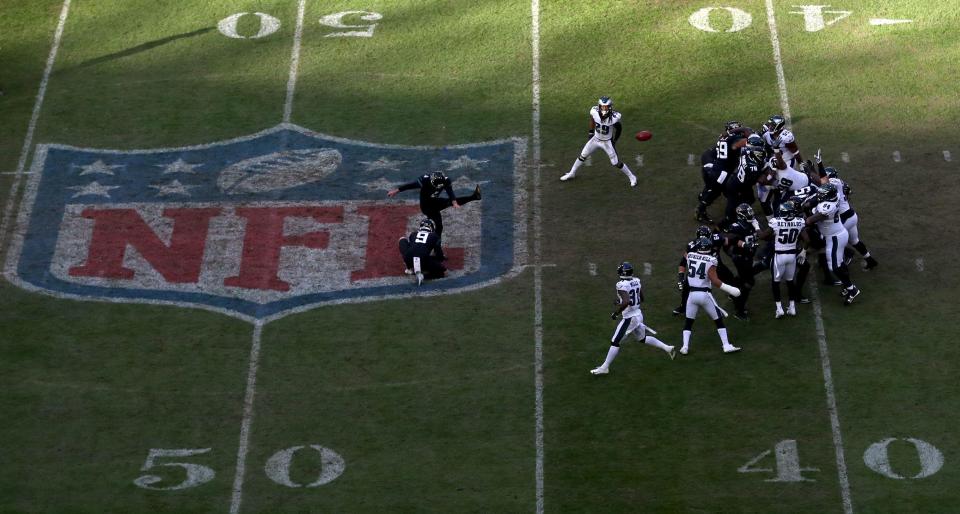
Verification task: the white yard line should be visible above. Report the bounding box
[764,1,853,513]
[530,0,545,511]
[282,0,307,123]
[0,0,72,254]
[229,322,264,514]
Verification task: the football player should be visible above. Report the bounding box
[805,183,861,304]
[388,170,481,241]
[817,164,879,271]
[758,201,808,317]
[757,153,812,220]
[720,203,761,320]
[591,262,676,375]
[696,121,753,223]
[721,134,767,224]
[398,218,447,286]
[560,96,638,187]
[678,237,742,355]
[673,225,736,316]
[761,114,804,166]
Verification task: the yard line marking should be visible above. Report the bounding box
[0,0,72,255]
[916,258,924,272]
[643,262,652,276]
[892,150,901,163]
[841,152,850,163]
[635,154,644,168]
[943,150,951,162]
[869,18,913,26]
[282,0,307,123]
[764,2,853,513]
[230,322,265,514]
[687,153,695,166]
[530,0,545,511]
[588,262,597,276]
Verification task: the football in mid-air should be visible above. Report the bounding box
[635,130,653,141]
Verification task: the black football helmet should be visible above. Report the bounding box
[735,203,755,222]
[778,200,797,220]
[694,237,713,254]
[817,183,839,202]
[429,170,446,189]
[617,261,634,278]
[598,96,613,119]
[766,114,786,133]
[724,120,742,135]
[419,218,436,232]
[696,225,712,238]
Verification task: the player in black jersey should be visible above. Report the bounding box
[720,204,760,320]
[721,134,766,224]
[388,170,481,241]
[398,218,447,286]
[695,121,753,223]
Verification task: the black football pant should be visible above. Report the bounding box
[421,193,480,240]
[399,240,446,278]
[732,256,755,314]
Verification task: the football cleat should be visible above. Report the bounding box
[667,346,677,360]
[844,286,861,305]
[473,184,482,200]
[629,174,637,187]
[799,297,811,304]
[590,366,609,375]
[416,272,424,286]
[672,305,684,316]
[695,209,713,223]
[775,307,785,319]
[404,268,414,275]
[787,304,797,316]
[679,346,689,355]
[723,344,742,354]
[560,171,575,181]
[863,257,879,271]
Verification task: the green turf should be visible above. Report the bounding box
[1,0,959,512]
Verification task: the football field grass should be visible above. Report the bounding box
[1,1,958,512]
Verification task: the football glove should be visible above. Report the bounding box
[677,272,686,291]
[798,249,807,265]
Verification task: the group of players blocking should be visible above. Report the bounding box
[573,98,879,374]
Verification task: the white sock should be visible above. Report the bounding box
[570,157,585,174]
[788,301,796,310]
[775,301,783,310]
[600,345,619,369]
[644,336,671,352]
[619,163,635,177]
[718,328,730,346]
[682,330,691,348]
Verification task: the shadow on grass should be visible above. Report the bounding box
[73,27,215,70]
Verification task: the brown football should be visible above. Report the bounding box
[635,130,653,141]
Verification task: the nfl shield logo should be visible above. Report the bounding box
[6,124,526,322]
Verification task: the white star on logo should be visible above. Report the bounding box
[359,157,406,172]
[149,180,197,196]
[358,177,402,192]
[74,160,125,176]
[441,155,489,171]
[156,158,203,174]
[68,181,121,198]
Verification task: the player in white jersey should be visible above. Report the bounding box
[590,262,676,375]
[761,114,804,166]
[805,183,861,304]
[821,166,879,270]
[758,201,808,318]
[560,96,638,187]
[678,238,742,355]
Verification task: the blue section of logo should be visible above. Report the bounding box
[14,125,522,320]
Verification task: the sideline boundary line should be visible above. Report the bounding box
[764,2,853,513]
[530,0,545,511]
[0,0,72,255]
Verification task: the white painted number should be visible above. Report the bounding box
[739,440,819,482]
[863,438,944,479]
[688,7,753,33]
[264,445,346,488]
[789,5,852,32]
[134,448,215,491]
[320,11,384,38]
[218,12,282,39]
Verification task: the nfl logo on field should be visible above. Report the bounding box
[6,124,525,322]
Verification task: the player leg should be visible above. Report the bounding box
[771,256,785,318]
[681,293,703,355]
[561,139,597,181]
[845,214,878,270]
[399,238,414,273]
[592,316,636,374]
[732,257,755,320]
[673,255,689,316]
[603,140,636,187]
[827,231,860,303]
[707,293,739,353]
[634,322,675,357]
[423,256,447,279]
[782,256,799,315]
